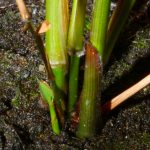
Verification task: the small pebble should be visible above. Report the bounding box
[39,64,45,72]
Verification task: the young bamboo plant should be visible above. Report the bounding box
[16,0,139,138]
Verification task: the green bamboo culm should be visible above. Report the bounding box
[67,0,87,115]
[68,56,80,115]
[103,0,136,64]
[39,80,60,135]
[90,0,110,59]
[76,44,102,138]
[46,0,69,93]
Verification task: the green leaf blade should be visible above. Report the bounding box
[38,80,60,135]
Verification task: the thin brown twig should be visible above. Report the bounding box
[28,23,54,80]
[16,0,31,21]
[16,0,54,80]
[102,74,150,113]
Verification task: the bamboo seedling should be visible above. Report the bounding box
[15,0,148,139]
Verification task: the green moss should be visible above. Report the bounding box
[133,28,150,50]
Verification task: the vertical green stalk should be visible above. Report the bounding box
[90,0,110,59]
[68,0,87,51]
[45,0,69,127]
[67,0,87,115]
[76,43,102,138]
[68,56,80,114]
[46,0,69,93]
[103,0,136,64]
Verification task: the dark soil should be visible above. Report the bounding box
[0,0,150,149]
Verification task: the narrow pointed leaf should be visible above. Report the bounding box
[38,80,54,103]
[38,80,60,135]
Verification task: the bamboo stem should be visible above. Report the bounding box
[102,74,150,112]
[68,55,80,114]
[90,0,110,58]
[68,0,87,52]
[46,0,68,93]
[67,0,87,115]
[76,43,102,138]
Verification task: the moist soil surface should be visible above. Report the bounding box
[0,0,150,149]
